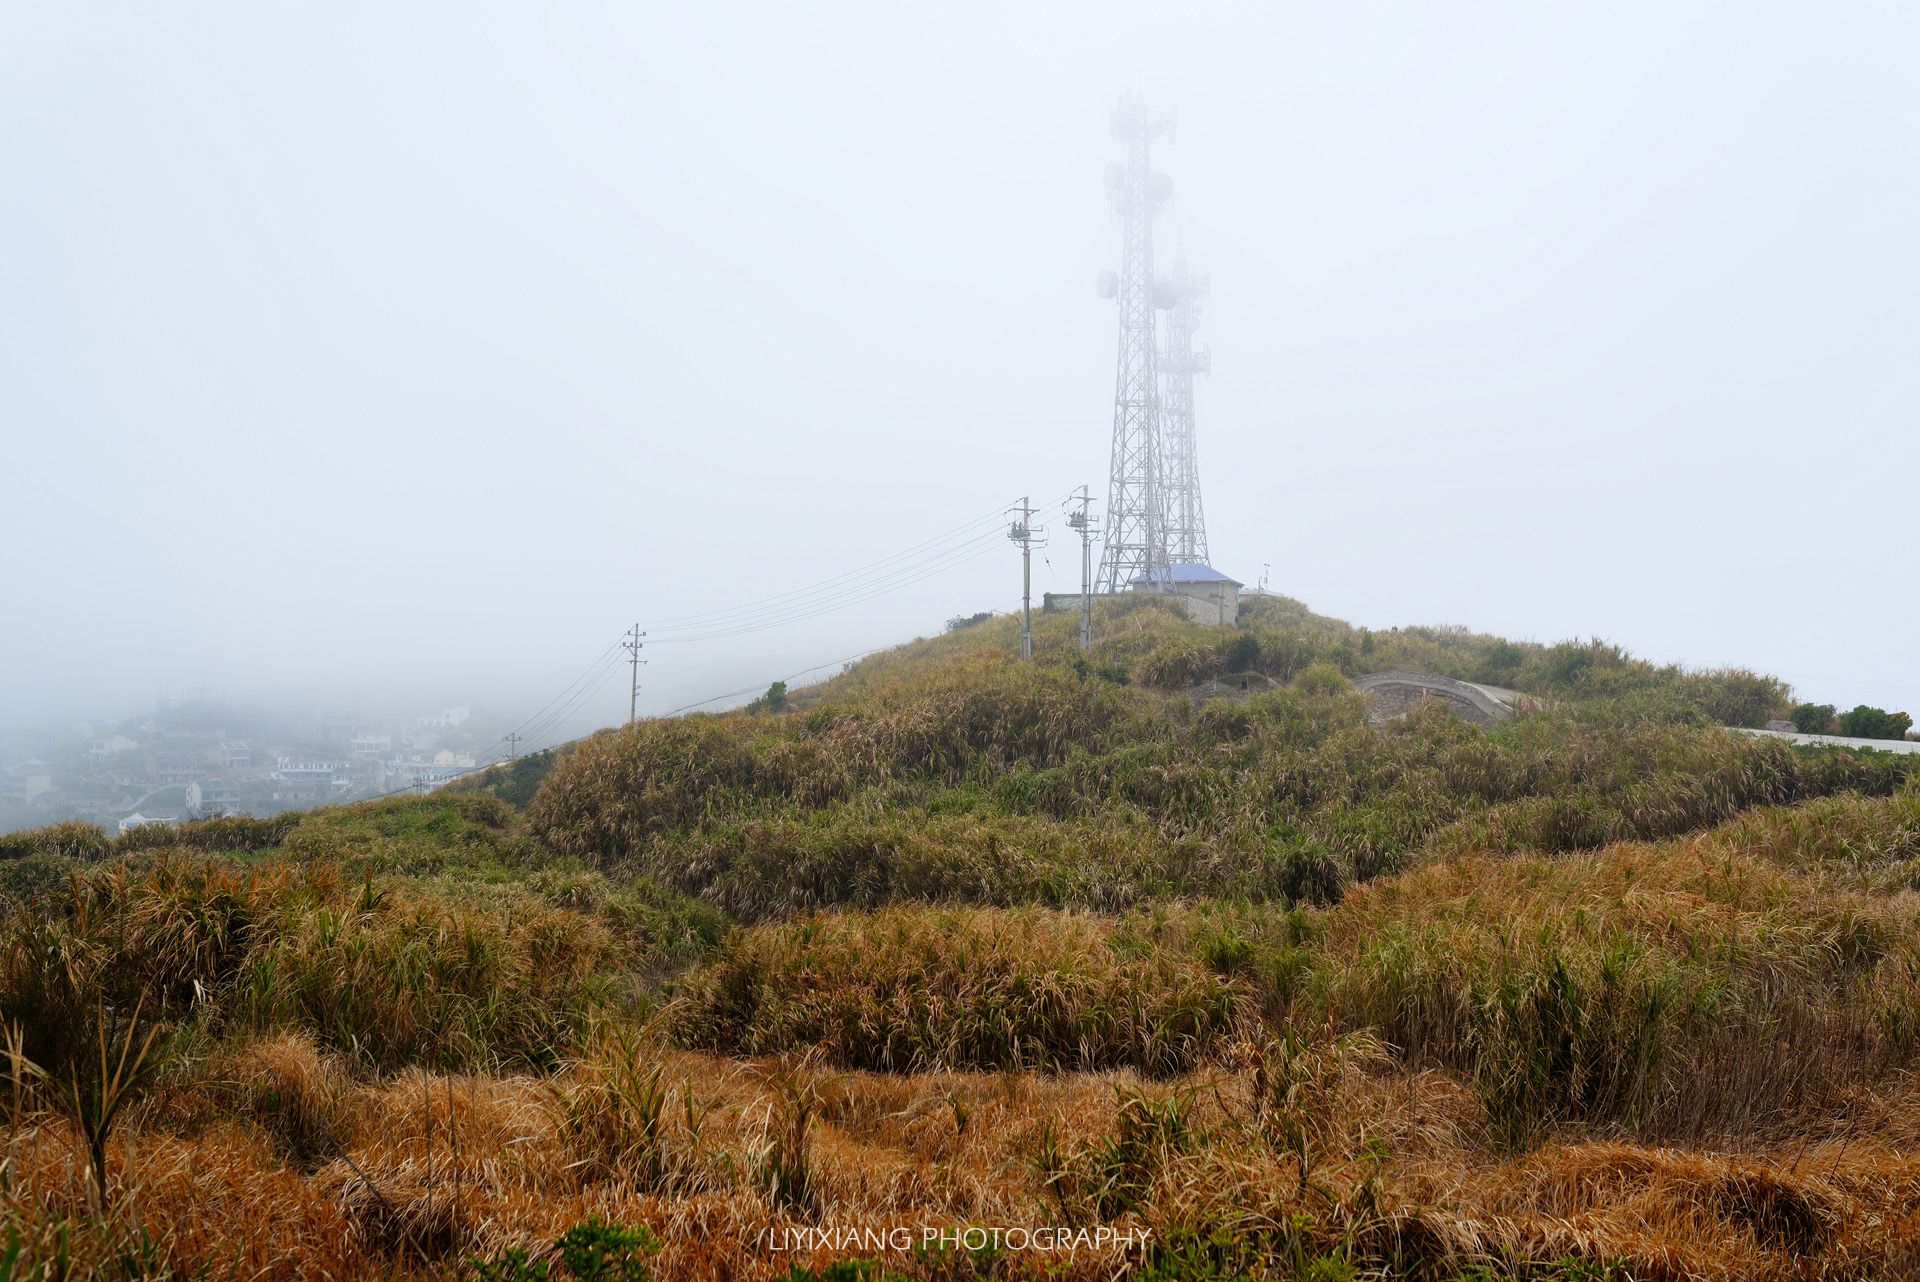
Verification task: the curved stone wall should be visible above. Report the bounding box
[1352,670,1515,729]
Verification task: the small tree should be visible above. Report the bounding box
[1225,634,1260,674]
[1835,710,1912,740]
[745,682,788,715]
[1294,663,1351,696]
[1481,641,1524,684]
[1836,705,1912,740]
[1789,704,1836,734]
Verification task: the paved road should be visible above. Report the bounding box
[1734,727,1920,755]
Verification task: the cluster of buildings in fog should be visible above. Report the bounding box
[0,692,498,836]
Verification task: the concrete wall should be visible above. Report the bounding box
[1047,584,1240,626]
[1351,671,1515,730]
[1171,582,1238,626]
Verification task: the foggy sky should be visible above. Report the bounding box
[5,2,1917,740]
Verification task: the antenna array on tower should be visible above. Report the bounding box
[1095,93,1177,596]
[1094,93,1211,593]
[1160,258,1210,566]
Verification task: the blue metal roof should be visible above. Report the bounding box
[1130,562,1243,585]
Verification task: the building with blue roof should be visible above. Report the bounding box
[1128,562,1242,626]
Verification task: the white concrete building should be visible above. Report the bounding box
[1129,563,1243,627]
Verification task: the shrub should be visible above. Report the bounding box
[1481,641,1524,684]
[1837,705,1914,741]
[1790,704,1837,735]
[469,1218,661,1282]
[1687,669,1791,728]
[0,856,285,1081]
[448,747,564,809]
[557,1218,660,1282]
[746,681,789,715]
[1292,663,1350,696]
[1225,633,1261,674]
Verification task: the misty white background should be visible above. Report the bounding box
[4,2,1915,737]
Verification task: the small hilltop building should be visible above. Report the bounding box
[1129,563,1241,626]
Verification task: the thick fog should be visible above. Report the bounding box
[5,2,1917,742]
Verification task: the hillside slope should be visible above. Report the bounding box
[2,599,1918,1279]
[518,596,1879,919]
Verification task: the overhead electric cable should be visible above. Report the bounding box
[639,488,1078,644]
[630,502,1017,632]
[646,535,1009,645]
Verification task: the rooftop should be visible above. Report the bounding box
[1130,562,1243,586]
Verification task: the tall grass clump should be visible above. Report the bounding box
[0,853,639,1080]
[674,905,1243,1073]
[1237,839,1920,1143]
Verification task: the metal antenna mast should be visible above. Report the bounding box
[623,626,647,724]
[1095,93,1176,595]
[1065,486,1096,651]
[1160,256,1210,565]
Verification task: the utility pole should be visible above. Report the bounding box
[506,732,519,761]
[1066,486,1096,651]
[1008,497,1040,661]
[623,626,648,724]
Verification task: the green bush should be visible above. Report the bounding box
[469,1217,661,1282]
[1292,663,1350,696]
[1836,705,1914,741]
[746,681,790,715]
[1790,704,1837,735]
[1480,641,1524,684]
[448,747,565,809]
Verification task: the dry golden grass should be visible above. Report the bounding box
[4,753,1919,1276]
[4,1040,1920,1279]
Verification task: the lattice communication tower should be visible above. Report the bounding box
[1159,256,1210,565]
[1094,94,1176,595]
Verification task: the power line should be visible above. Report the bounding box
[664,597,1028,716]
[358,593,1030,802]
[634,489,1080,645]
[645,534,1011,645]
[342,494,1079,800]
[633,503,1015,632]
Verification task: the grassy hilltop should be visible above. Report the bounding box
[2,596,1920,1279]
